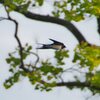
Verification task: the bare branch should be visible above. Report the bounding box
[23,51,40,71]
[29,51,39,67]
[4,6,29,72]
[3,6,40,72]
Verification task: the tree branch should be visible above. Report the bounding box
[24,51,39,68]
[29,51,39,67]
[56,82,100,91]
[4,6,29,72]
[23,12,87,43]
[0,2,87,43]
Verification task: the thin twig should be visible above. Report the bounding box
[29,51,39,67]
[62,64,85,74]
[57,64,85,83]
[23,51,40,70]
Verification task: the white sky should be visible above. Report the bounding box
[0,2,100,100]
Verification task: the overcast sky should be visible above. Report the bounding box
[0,2,100,100]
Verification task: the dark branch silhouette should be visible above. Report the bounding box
[0,6,40,72]
[4,6,29,72]
[39,80,100,92]
[0,1,87,43]
[97,18,100,34]
[56,82,100,91]
[23,12,87,43]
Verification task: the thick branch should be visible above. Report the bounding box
[56,82,100,91]
[23,12,87,43]
[97,18,100,34]
[0,2,87,43]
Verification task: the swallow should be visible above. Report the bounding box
[36,38,66,50]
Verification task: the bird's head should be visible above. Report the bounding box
[62,44,66,49]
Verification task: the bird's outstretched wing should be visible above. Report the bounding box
[49,38,63,45]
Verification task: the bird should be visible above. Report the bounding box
[36,38,66,50]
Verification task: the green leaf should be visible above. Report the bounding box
[13,72,20,82]
[27,46,32,52]
[55,50,69,65]
[3,72,21,89]
[36,0,44,6]
[73,42,100,71]
[13,0,25,4]
[6,58,12,64]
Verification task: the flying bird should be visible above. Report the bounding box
[36,38,66,50]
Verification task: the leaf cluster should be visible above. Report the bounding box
[4,44,69,91]
[53,0,100,21]
[55,50,69,65]
[73,42,100,71]
[3,0,31,12]
[1,0,100,21]
[3,42,100,94]
[73,42,100,94]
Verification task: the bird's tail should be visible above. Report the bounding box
[36,44,51,49]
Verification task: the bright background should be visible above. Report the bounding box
[0,2,100,100]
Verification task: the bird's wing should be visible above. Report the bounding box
[49,38,63,45]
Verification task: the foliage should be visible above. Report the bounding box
[1,0,100,21]
[4,44,69,91]
[73,42,100,71]
[35,0,44,6]
[55,50,69,65]
[3,0,31,12]
[73,42,100,94]
[53,0,100,21]
[0,0,100,95]
[4,43,100,94]
[34,0,100,21]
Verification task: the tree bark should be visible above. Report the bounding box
[56,82,100,91]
